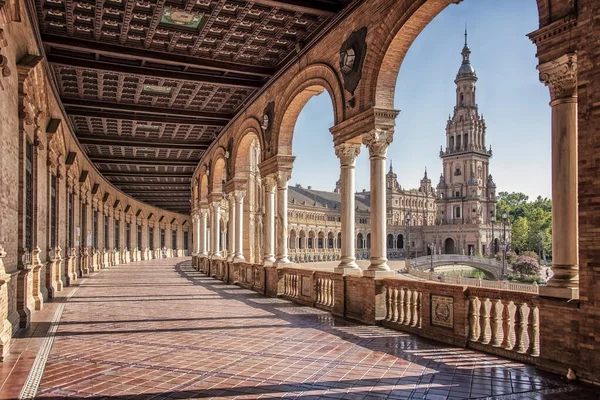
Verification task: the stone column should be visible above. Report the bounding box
[274,171,291,266]
[200,208,208,256]
[334,142,362,275]
[211,201,221,258]
[227,194,235,261]
[234,190,246,262]
[363,128,395,277]
[263,176,276,265]
[538,53,579,299]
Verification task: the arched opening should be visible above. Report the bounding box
[387,233,394,249]
[299,230,306,249]
[289,229,297,250]
[444,238,455,255]
[366,233,371,249]
[308,231,315,249]
[327,232,334,249]
[317,231,325,249]
[397,234,404,249]
[337,232,342,249]
[357,233,364,249]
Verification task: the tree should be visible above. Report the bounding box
[511,217,529,253]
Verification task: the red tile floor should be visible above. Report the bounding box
[3,258,599,399]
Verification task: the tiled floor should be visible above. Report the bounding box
[8,258,599,399]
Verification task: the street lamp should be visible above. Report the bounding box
[490,213,496,256]
[501,212,508,277]
[405,212,411,260]
[429,243,435,271]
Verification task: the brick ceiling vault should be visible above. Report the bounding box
[32,0,350,214]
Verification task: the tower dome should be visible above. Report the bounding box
[457,28,476,79]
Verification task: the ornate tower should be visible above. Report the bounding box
[436,30,496,225]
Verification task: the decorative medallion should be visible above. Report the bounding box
[261,101,274,147]
[339,27,367,98]
[431,294,454,328]
[160,7,206,31]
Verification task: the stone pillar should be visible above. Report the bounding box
[227,194,235,261]
[200,208,208,256]
[363,128,395,277]
[274,171,291,266]
[211,201,221,258]
[234,190,246,262]
[334,142,362,275]
[538,53,579,299]
[263,176,276,265]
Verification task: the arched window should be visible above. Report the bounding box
[460,93,464,105]
[455,206,461,219]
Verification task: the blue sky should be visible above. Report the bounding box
[290,0,551,200]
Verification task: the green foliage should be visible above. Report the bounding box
[496,250,517,264]
[496,192,552,259]
[507,273,545,284]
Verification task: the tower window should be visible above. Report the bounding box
[455,206,461,218]
[460,93,464,105]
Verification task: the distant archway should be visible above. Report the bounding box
[444,238,455,254]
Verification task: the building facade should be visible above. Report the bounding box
[285,34,507,263]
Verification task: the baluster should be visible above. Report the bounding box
[503,300,515,351]
[417,292,422,328]
[316,279,321,304]
[392,288,399,322]
[469,296,481,342]
[516,303,528,354]
[528,304,540,356]
[411,291,418,327]
[481,298,492,344]
[398,288,405,324]
[325,280,330,306]
[490,299,503,347]
[327,280,333,307]
[294,275,298,297]
[386,287,392,321]
[404,289,412,326]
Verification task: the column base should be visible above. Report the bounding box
[539,285,579,300]
[334,265,362,276]
[273,258,290,267]
[233,256,245,263]
[363,269,396,278]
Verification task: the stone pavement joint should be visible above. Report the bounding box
[19,257,600,400]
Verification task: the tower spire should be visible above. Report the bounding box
[464,24,468,46]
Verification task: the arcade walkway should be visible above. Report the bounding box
[2,258,598,400]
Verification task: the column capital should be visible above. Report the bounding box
[538,53,577,101]
[234,190,246,201]
[362,127,393,158]
[264,175,277,191]
[335,142,362,167]
[276,170,291,187]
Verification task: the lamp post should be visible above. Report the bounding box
[501,212,508,278]
[429,243,435,272]
[490,214,496,256]
[405,212,411,260]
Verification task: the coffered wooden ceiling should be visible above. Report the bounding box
[32,0,349,214]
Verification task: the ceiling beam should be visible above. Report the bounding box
[48,54,264,89]
[67,108,226,126]
[77,134,211,150]
[62,99,232,122]
[124,191,190,196]
[253,0,340,16]
[42,34,275,78]
[102,171,192,178]
[90,156,198,166]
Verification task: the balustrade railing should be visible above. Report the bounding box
[467,289,539,359]
[316,277,334,307]
[384,284,422,329]
[283,273,299,297]
[409,270,539,293]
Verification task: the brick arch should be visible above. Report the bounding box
[198,169,209,204]
[210,155,226,195]
[273,63,345,156]
[231,117,262,179]
[360,0,544,110]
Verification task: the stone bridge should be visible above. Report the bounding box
[406,254,506,280]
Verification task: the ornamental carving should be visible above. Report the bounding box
[334,143,361,166]
[261,101,275,147]
[339,27,367,98]
[538,53,577,100]
[362,128,394,158]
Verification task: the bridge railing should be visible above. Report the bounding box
[407,254,506,270]
[408,269,539,294]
